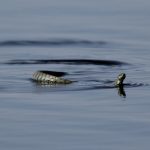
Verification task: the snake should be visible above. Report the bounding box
[32,70,126,86]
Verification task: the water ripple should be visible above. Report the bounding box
[0,39,106,47]
[5,59,127,66]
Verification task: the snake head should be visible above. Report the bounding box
[115,73,126,86]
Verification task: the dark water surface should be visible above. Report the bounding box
[0,0,150,150]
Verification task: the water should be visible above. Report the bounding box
[0,0,150,149]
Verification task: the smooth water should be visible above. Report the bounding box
[0,0,150,150]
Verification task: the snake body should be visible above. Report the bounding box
[32,71,72,84]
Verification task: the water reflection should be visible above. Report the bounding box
[117,85,126,98]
